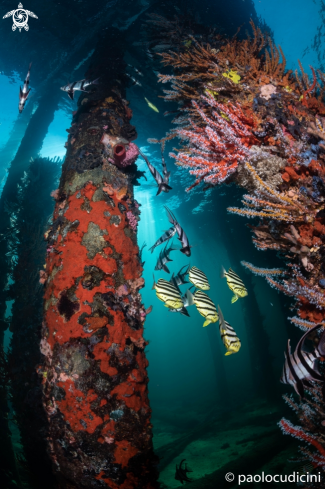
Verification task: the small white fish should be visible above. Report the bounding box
[19,62,32,113]
[60,78,100,100]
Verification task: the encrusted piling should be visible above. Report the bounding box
[41,31,159,489]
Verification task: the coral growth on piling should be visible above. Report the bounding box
[40,38,158,488]
[152,16,325,482]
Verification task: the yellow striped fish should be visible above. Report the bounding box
[221,266,248,303]
[152,276,183,309]
[218,305,241,355]
[188,266,210,290]
[187,290,218,327]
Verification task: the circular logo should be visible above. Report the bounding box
[225,472,235,482]
[13,9,28,28]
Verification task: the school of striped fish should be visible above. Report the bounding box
[142,147,325,391]
[148,207,249,356]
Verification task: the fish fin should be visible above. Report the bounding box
[152,274,156,290]
[185,289,195,306]
[28,62,32,70]
[91,77,100,85]
[162,265,170,273]
[220,266,226,278]
[180,307,190,317]
[318,328,325,356]
[169,244,180,251]
[180,246,191,256]
[203,319,211,327]
[157,183,172,195]
[295,380,305,399]
[225,351,234,356]
[231,294,238,304]
[164,206,177,225]
[217,305,224,324]
[19,86,23,98]
[67,90,74,100]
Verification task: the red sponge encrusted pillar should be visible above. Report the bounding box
[40,31,159,489]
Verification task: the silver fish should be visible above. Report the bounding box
[125,73,142,86]
[149,226,177,253]
[160,143,171,185]
[169,287,194,317]
[139,150,172,196]
[169,265,190,291]
[19,62,32,113]
[154,242,178,274]
[281,323,325,398]
[60,78,100,100]
[165,206,191,256]
[127,64,144,76]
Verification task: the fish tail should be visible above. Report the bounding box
[231,294,238,304]
[220,266,226,278]
[157,183,172,195]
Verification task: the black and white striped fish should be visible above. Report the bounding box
[165,206,192,257]
[218,305,241,356]
[188,266,210,290]
[187,289,218,327]
[149,226,177,253]
[139,150,172,196]
[154,243,178,274]
[160,143,171,186]
[170,265,190,291]
[221,266,248,303]
[60,78,100,100]
[152,275,183,309]
[168,287,194,317]
[127,64,144,77]
[125,73,142,86]
[281,323,325,398]
[19,62,32,113]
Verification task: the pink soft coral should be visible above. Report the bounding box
[118,142,139,168]
[126,211,138,231]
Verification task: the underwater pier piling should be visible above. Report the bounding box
[7,158,60,489]
[41,30,159,489]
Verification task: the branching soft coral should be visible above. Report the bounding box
[170,94,257,191]
[228,162,306,221]
[280,386,325,483]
